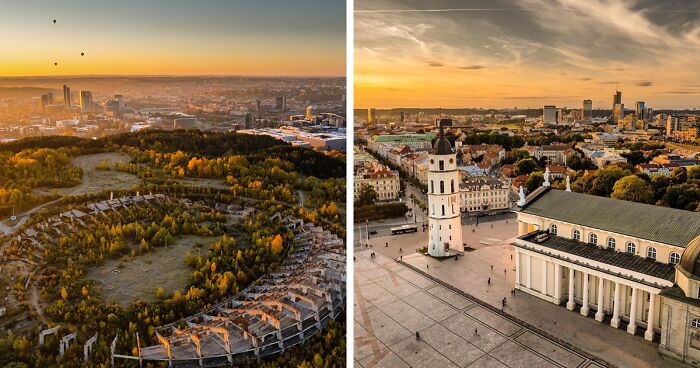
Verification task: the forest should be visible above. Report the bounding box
[0,131,346,368]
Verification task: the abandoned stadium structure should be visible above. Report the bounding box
[111,215,346,367]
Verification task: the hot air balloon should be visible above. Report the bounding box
[54,62,58,66]
[53,19,56,24]
[81,52,84,56]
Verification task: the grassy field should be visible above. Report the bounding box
[87,235,219,306]
[32,152,140,196]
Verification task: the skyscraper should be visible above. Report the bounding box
[80,90,93,113]
[275,96,286,112]
[367,108,377,124]
[63,84,71,108]
[543,105,557,124]
[613,104,624,123]
[582,99,592,120]
[635,101,645,119]
[612,90,621,107]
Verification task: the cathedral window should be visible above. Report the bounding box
[549,224,557,235]
[626,242,636,254]
[692,319,700,328]
[646,247,656,260]
[439,160,444,170]
[440,181,445,193]
[572,229,580,241]
[670,252,680,265]
[607,237,616,250]
[588,233,597,245]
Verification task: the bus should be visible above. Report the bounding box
[391,224,418,235]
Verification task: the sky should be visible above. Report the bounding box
[355,0,700,109]
[0,0,345,77]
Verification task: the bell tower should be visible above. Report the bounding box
[427,119,463,257]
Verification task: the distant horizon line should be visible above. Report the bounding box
[355,106,699,111]
[0,73,346,79]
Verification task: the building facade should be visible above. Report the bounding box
[459,177,510,213]
[427,120,463,257]
[514,186,700,366]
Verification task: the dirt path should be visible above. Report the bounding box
[29,283,46,325]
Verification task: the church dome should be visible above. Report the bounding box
[679,235,700,277]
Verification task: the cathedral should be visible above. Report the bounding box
[514,178,700,366]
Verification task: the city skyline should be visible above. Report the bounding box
[0,0,345,77]
[355,0,700,109]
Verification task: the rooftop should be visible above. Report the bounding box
[518,231,675,284]
[518,187,700,248]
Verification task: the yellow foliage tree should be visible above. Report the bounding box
[271,234,284,255]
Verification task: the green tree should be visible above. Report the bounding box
[514,158,538,176]
[611,175,654,204]
[355,183,378,207]
[525,172,544,193]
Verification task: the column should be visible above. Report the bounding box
[595,276,605,322]
[525,253,532,289]
[645,293,656,341]
[554,264,562,303]
[541,257,547,295]
[566,268,575,310]
[518,222,527,236]
[514,249,520,285]
[580,272,590,316]
[611,282,621,328]
[627,287,638,335]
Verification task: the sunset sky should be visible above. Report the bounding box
[0,0,345,77]
[355,0,700,109]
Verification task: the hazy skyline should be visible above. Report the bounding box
[355,0,700,109]
[0,0,345,77]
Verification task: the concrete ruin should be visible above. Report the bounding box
[112,220,346,367]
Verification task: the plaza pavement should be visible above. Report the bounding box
[354,214,687,368]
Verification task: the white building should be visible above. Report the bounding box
[513,185,700,366]
[427,120,463,257]
[459,177,510,213]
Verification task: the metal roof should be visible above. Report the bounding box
[518,231,676,283]
[518,188,700,248]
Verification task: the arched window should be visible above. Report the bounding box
[431,181,434,193]
[692,319,700,328]
[440,181,445,194]
[549,224,557,235]
[441,205,445,216]
[451,179,455,193]
[572,229,580,241]
[588,233,597,245]
[626,242,636,254]
[647,247,657,260]
[607,237,616,250]
[670,252,681,265]
[439,160,444,170]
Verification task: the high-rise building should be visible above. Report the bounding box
[635,101,645,119]
[427,118,463,257]
[367,108,377,124]
[63,84,71,108]
[80,90,93,113]
[613,103,624,123]
[39,93,53,112]
[582,99,592,120]
[612,90,621,107]
[275,96,286,112]
[543,105,557,124]
[256,99,261,114]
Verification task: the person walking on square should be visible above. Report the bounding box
[488,277,491,285]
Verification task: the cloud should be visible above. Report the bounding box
[428,62,444,67]
[636,80,653,87]
[459,65,484,70]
